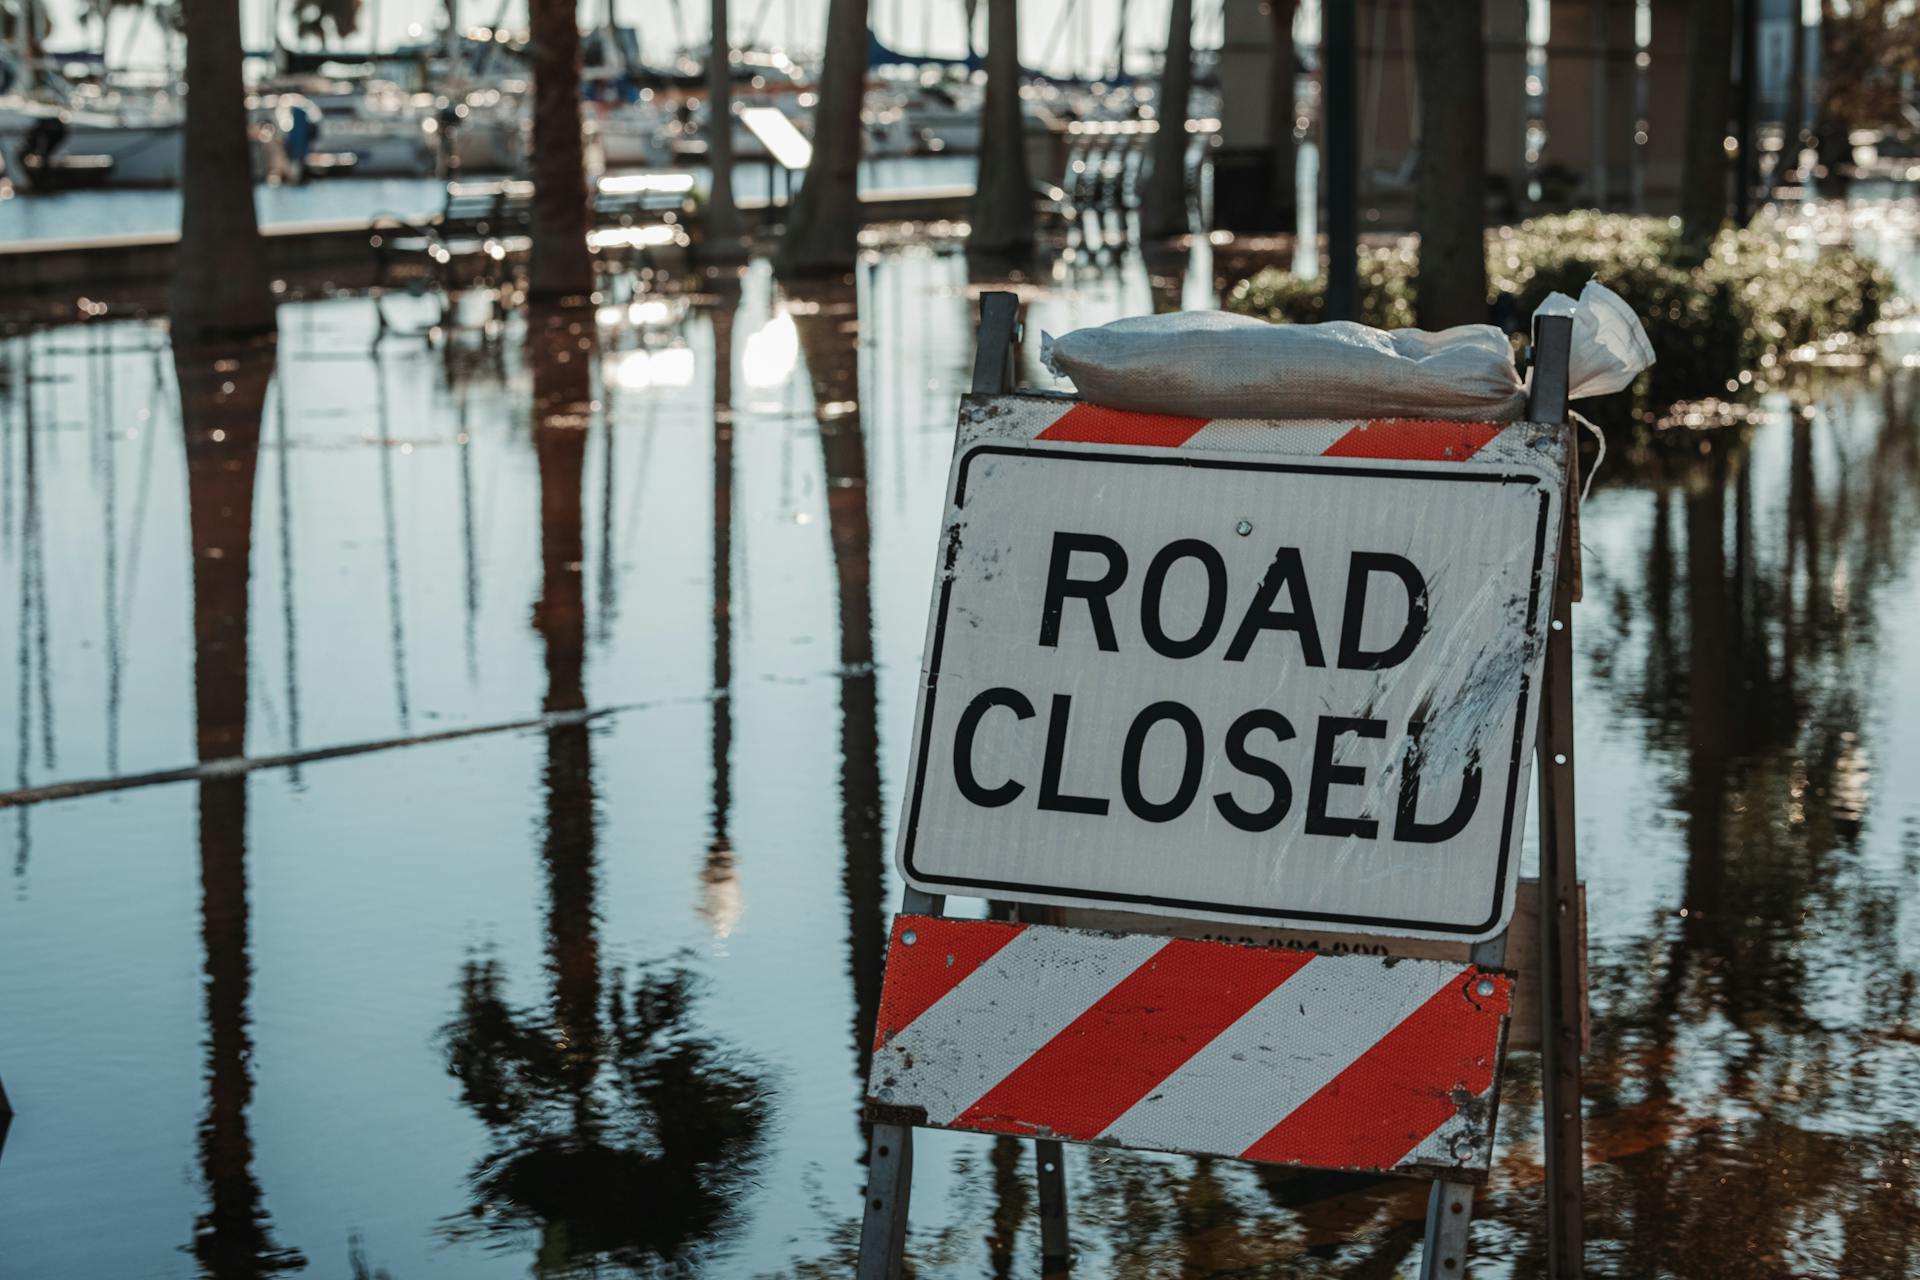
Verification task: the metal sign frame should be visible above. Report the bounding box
[856,293,1586,1279]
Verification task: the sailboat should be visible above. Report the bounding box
[0,14,185,192]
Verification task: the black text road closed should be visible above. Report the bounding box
[896,409,1568,941]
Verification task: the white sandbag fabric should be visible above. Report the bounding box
[1041,311,1530,422]
[1534,279,1658,399]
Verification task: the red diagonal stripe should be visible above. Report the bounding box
[1322,419,1503,461]
[873,915,1026,1051]
[1036,403,1210,448]
[1238,968,1512,1169]
[955,941,1314,1140]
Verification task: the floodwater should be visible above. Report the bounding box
[1,210,1918,1279]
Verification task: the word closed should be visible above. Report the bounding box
[897,403,1567,940]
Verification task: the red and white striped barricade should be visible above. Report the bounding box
[867,914,1514,1179]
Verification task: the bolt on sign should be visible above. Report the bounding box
[896,399,1571,943]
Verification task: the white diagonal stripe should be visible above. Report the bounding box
[1401,1084,1497,1171]
[1182,419,1356,456]
[1095,954,1464,1157]
[869,927,1168,1126]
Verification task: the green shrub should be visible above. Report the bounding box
[1224,213,1893,406]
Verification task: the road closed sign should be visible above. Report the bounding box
[895,397,1571,942]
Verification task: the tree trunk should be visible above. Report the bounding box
[528,0,594,302]
[1268,0,1298,228]
[1811,0,1851,196]
[1783,0,1806,181]
[1412,0,1487,330]
[1679,0,1733,261]
[777,0,866,276]
[968,0,1034,255]
[703,0,746,258]
[172,0,276,343]
[1137,0,1192,239]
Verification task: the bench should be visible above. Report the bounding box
[370,174,694,340]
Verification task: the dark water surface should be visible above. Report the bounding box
[2,216,1918,1278]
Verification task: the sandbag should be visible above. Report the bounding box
[1039,281,1655,422]
[1041,311,1529,421]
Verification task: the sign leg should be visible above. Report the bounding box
[1419,931,1507,1280]
[1420,1178,1477,1279]
[856,1124,915,1280]
[1537,496,1586,1276]
[855,885,944,1278]
[1035,1138,1071,1275]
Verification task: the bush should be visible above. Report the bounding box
[1224,213,1893,405]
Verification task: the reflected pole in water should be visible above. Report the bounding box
[273,371,303,781]
[12,342,36,876]
[103,333,124,775]
[791,281,887,1085]
[456,384,481,685]
[596,365,617,646]
[986,1136,1030,1280]
[176,339,306,1278]
[701,275,745,937]
[373,357,412,732]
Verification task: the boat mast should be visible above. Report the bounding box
[15,0,35,88]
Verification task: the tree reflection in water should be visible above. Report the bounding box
[441,307,768,1276]
[176,339,307,1278]
[787,278,888,1088]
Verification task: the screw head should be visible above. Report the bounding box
[1476,979,1496,997]
[901,929,917,946]
[1235,519,1253,536]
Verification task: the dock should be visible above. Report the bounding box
[0,183,980,314]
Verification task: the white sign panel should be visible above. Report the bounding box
[895,398,1569,942]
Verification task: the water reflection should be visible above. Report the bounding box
[789,279,888,1090]
[1567,381,1920,1276]
[700,273,743,939]
[3,222,1920,1277]
[177,341,307,1278]
[439,310,770,1275]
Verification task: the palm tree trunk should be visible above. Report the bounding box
[1412,0,1487,330]
[1137,0,1193,239]
[1679,0,1733,261]
[172,0,276,343]
[703,0,746,258]
[528,0,594,301]
[1811,0,1851,196]
[1268,0,1298,227]
[968,0,1034,256]
[777,0,866,276]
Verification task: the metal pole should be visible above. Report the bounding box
[1419,928,1508,1280]
[854,885,942,1280]
[1322,0,1359,321]
[1530,313,1585,1277]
